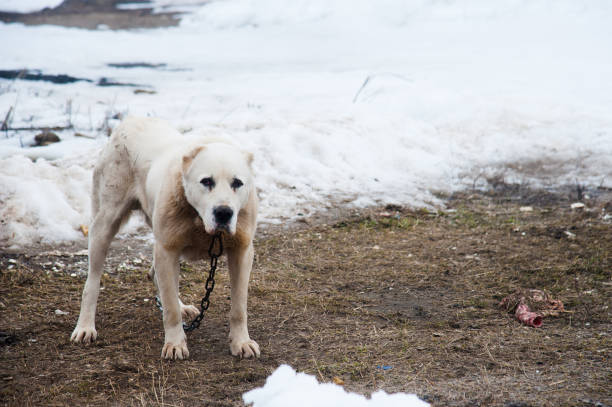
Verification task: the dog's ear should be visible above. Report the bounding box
[182,146,205,172]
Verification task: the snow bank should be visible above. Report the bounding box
[0,154,92,248]
[183,0,612,29]
[0,0,63,13]
[1,0,611,247]
[243,365,429,407]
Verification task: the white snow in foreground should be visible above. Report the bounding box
[1,0,612,247]
[0,0,63,13]
[243,365,429,407]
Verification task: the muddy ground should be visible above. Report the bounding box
[1,188,610,407]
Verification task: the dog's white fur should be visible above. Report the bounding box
[71,116,260,360]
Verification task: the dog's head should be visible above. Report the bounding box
[181,143,253,235]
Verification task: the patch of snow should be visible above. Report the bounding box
[147,0,210,13]
[0,154,92,248]
[243,365,429,407]
[0,0,63,13]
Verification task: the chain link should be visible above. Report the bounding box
[154,232,223,332]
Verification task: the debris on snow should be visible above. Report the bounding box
[33,131,61,147]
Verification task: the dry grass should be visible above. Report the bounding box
[1,191,611,406]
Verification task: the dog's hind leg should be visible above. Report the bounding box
[149,259,199,322]
[72,142,138,343]
[178,297,200,320]
[71,201,133,343]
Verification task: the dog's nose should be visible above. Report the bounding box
[213,206,234,225]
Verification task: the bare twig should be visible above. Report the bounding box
[65,99,73,128]
[575,180,584,201]
[4,125,73,132]
[74,132,96,139]
[352,72,412,103]
[181,96,195,119]
[1,106,13,131]
[312,358,325,381]
[407,360,433,382]
[217,105,239,124]
[352,75,372,103]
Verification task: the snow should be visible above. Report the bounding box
[1,0,612,248]
[242,365,429,407]
[0,0,63,13]
[0,154,92,245]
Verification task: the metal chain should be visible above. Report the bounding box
[154,232,223,332]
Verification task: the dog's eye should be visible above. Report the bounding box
[200,177,215,189]
[231,178,243,190]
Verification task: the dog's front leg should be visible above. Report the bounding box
[227,243,260,358]
[154,243,189,360]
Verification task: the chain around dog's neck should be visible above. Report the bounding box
[155,232,224,332]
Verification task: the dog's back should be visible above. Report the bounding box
[91,117,181,213]
[108,116,181,172]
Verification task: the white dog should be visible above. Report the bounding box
[71,117,260,360]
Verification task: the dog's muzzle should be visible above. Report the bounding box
[213,205,233,231]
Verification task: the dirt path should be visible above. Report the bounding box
[1,191,610,407]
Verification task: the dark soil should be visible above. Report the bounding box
[0,0,181,30]
[1,190,610,407]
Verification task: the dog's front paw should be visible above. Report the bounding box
[161,340,189,360]
[230,338,260,359]
[162,326,189,360]
[71,325,97,343]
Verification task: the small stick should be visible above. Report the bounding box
[1,107,13,131]
[312,358,325,381]
[352,72,412,103]
[352,75,372,103]
[4,125,73,132]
